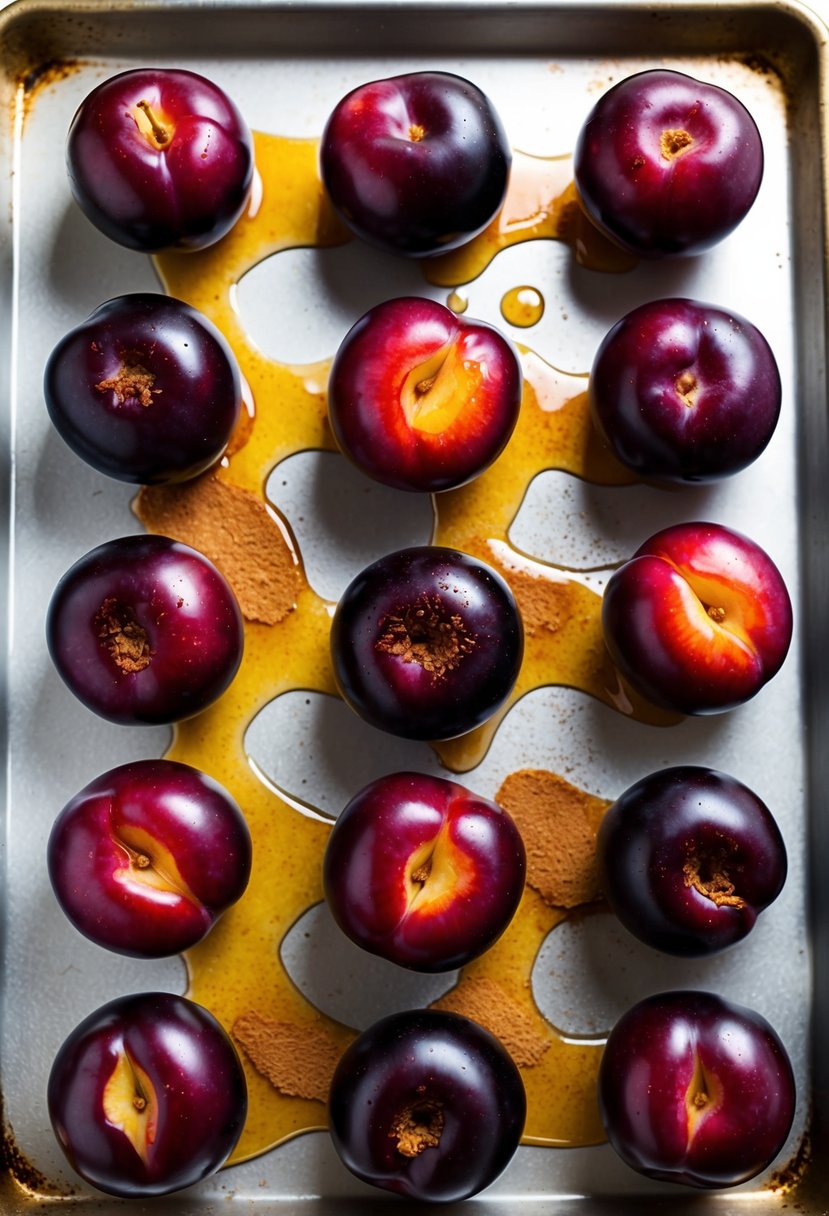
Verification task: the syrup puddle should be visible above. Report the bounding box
[148,130,667,1161]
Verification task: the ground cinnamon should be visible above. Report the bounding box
[496,768,608,908]
[232,1010,341,1103]
[135,472,301,625]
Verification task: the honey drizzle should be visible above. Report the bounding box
[423,149,637,287]
[151,131,666,1164]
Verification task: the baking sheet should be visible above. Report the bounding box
[0,1,827,1211]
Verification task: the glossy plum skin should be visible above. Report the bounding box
[323,771,526,972]
[598,991,796,1188]
[46,534,244,725]
[48,759,252,958]
[48,992,247,1197]
[329,297,522,492]
[598,767,787,956]
[320,71,511,257]
[330,546,523,741]
[328,1009,526,1202]
[45,294,242,484]
[602,522,792,715]
[574,69,763,257]
[67,68,254,252]
[590,299,781,483]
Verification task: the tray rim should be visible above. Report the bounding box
[1,1,829,1212]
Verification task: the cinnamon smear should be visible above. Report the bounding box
[135,473,301,625]
[501,564,569,638]
[432,976,550,1067]
[232,1011,341,1102]
[496,769,608,908]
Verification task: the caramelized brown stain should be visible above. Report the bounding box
[1,1108,68,1200]
[15,58,84,125]
[766,1120,812,1195]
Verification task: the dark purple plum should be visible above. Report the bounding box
[323,771,526,972]
[45,294,242,484]
[598,766,786,956]
[67,67,254,252]
[328,1009,526,1201]
[330,546,523,740]
[574,69,763,257]
[320,71,511,257]
[590,299,781,483]
[46,534,244,725]
[598,991,796,1187]
[48,759,252,958]
[48,991,247,1197]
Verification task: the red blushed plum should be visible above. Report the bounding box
[601,522,792,715]
[329,297,522,492]
[320,71,511,257]
[46,534,244,725]
[48,992,247,1197]
[330,546,523,741]
[328,1009,526,1201]
[598,991,796,1188]
[574,69,763,257]
[323,772,526,972]
[589,299,781,483]
[48,759,252,958]
[67,68,253,252]
[598,767,787,957]
[45,294,242,484]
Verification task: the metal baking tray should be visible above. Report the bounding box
[1,0,828,1211]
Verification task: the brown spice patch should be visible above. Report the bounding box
[135,473,301,625]
[376,595,475,677]
[95,598,152,672]
[232,1011,341,1102]
[431,977,549,1067]
[494,562,569,640]
[496,769,608,908]
[96,362,157,408]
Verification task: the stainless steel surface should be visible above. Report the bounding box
[0,1,827,1211]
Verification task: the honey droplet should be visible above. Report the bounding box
[446,288,468,314]
[501,285,545,328]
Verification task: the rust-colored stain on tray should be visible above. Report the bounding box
[14,57,83,122]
